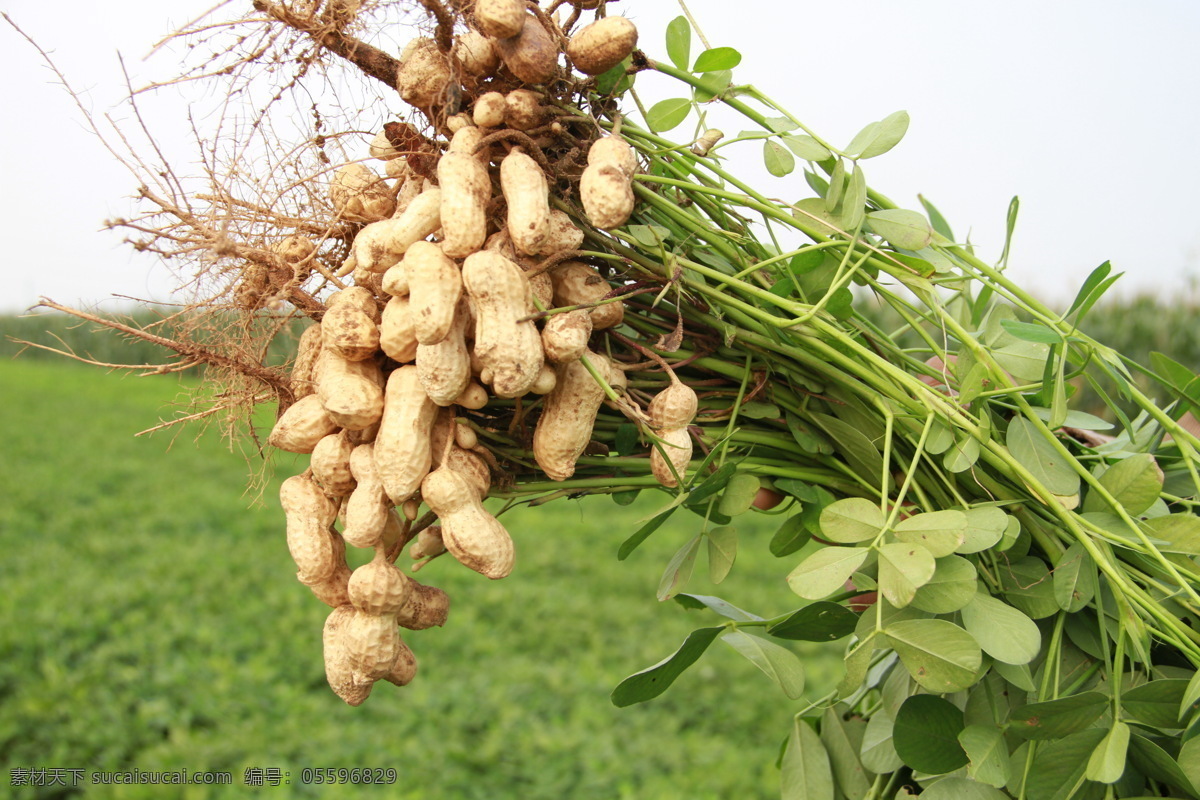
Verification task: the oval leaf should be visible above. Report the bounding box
[764,139,796,177]
[1007,416,1081,497]
[1052,542,1097,613]
[721,630,805,699]
[707,525,738,584]
[787,546,870,600]
[782,719,834,800]
[819,498,885,543]
[958,507,1010,554]
[911,555,979,614]
[878,541,936,608]
[886,618,982,693]
[846,110,910,160]
[1007,692,1107,740]
[717,473,760,517]
[611,626,724,707]
[893,694,968,774]
[783,134,832,162]
[646,97,692,132]
[692,46,741,72]
[959,725,1012,788]
[894,510,968,557]
[665,15,691,71]
[1086,722,1130,784]
[768,601,859,642]
[960,591,1041,665]
[865,209,934,250]
[1083,453,1163,515]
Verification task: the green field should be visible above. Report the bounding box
[0,359,842,799]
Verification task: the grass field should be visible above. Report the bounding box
[0,359,843,800]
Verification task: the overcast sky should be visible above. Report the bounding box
[2,0,1198,314]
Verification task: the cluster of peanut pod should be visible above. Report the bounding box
[263,2,701,705]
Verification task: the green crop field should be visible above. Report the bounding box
[0,359,842,800]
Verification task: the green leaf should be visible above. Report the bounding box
[893,694,969,774]
[783,134,832,162]
[685,462,737,506]
[825,157,846,212]
[1182,671,1200,723]
[1067,260,1113,318]
[717,473,760,517]
[665,15,691,71]
[945,435,981,473]
[865,209,934,250]
[617,506,675,560]
[959,725,1012,788]
[1025,728,1107,800]
[1053,542,1097,613]
[1082,453,1163,516]
[657,534,701,600]
[692,69,732,102]
[819,498,885,543]
[1030,407,1114,431]
[740,401,780,419]
[878,541,936,608]
[960,591,1041,666]
[768,602,859,642]
[894,510,968,557]
[993,340,1052,382]
[770,515,811,558]
[1123,679,1189,729]
[841,163,867,231]
[958,507,1009,554]
[1179,737,1200,798]
[1151,352,1200,410]
[707,525,737,584]
[860,712,905,773]
[999,556,1060,619]
[692,46,741,72]
[781,719,834,800]
[812,413,891,491]
[1007,692,1107,740]
[1128,732,1199,796]
[1006,416,1081,496]
[787,547,870,600]
[911,555,979,614]
[764,139,796,177]
[721,630,805,699]
[1000,319,1064,345]
[646,97,692,132]
[1141,514,1200,555]
[673,593,761,622]
[845,110,910,159]
[918,194,955,241]
[594,55,634,95]
[887,618,982,692]
[611,625,724,707]
[920,778,1010,800]
[820,706,874,800]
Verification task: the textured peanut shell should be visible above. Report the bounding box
[311,431,356,496]
[281,474,341,583]
[532,353,610,481]
[453,29,500,78]
[550,261,624,329]
[396,579,450,630]
[344,443,392,548]
[474,0,525,39]
[396,38,452,108]
[392,170,423,212]
[422,466,514,579]
[268,394,339,453]
[531,209,584,256]
[504,89,544,131]
[322,292,380,362]
[290,324,323,400]
[500,150,550,255]
[651,427,694,488]
[353,187,442,272]
[315,350,384,431]
[530,363,557,395]
[473,91,507,128]
[484,229,554,307]
[461,250,544,398]
[382,638,418,687]
[344,610,401,681]
[447,126,489,161]
[454,382,490,410]
[649,382,699,430]
[588,135,639,177]
[581,162,634,229]
[410,526,446,559]
[404,241,463,345]
[380,295,418,363]
[324,605,374,706]
[437,152,490,258]
[305,562,353,609]
[494,13,558,85]
[416,299,472,406]
[567,16,638,76]
[348,553,413,616]
[272,234,317,264]
[541,309,592,364]
[375,366,439,504]
[330,163,395,223]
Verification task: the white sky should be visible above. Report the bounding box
[2,0,1199,314]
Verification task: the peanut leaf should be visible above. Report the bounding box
[611,626,724,707]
